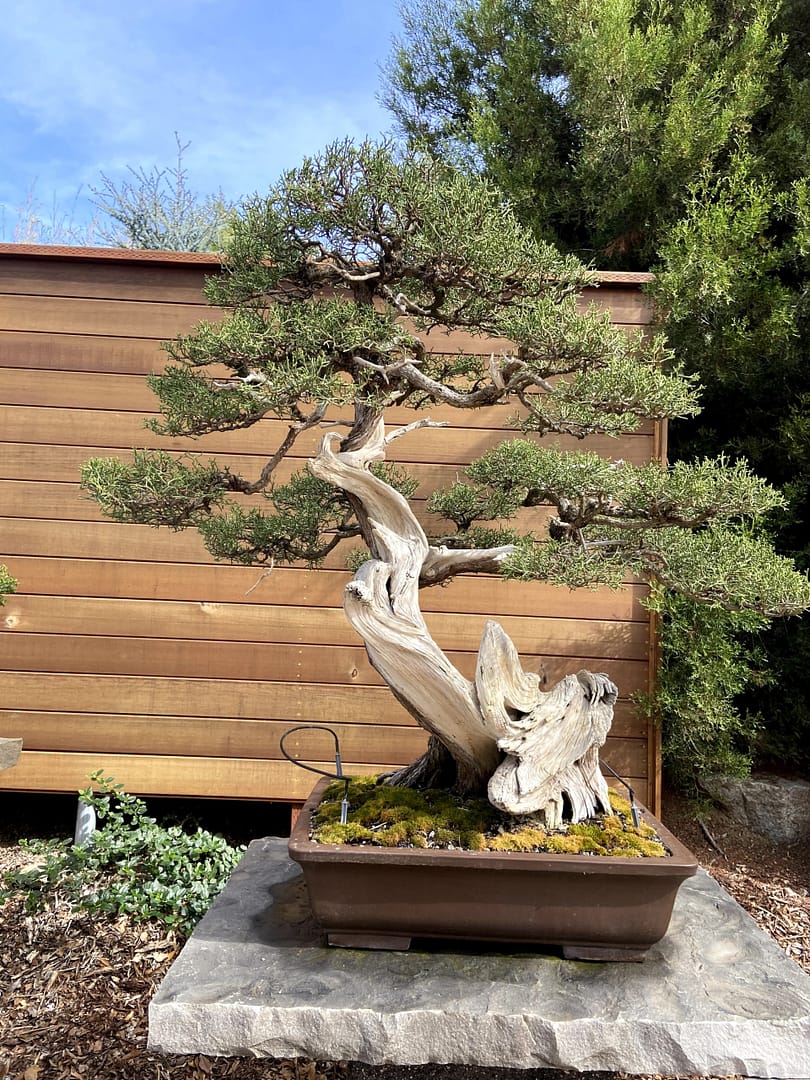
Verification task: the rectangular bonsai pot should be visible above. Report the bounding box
[288,777,699,960]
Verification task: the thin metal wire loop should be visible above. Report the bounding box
[279,725,344,779]
[601,759,642,827]
[279,725,351,823]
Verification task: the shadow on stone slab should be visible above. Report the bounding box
[211,859,574,959]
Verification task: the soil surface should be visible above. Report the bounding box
[1,786,807,1080]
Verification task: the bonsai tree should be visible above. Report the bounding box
[81,141,810,828]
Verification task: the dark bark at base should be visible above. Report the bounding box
[383,736,458,791]
[383,735,492,796]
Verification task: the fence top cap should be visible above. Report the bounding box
[0,243,222,266]
[0,243,655,284]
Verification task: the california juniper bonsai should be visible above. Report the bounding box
[82,140,810,826]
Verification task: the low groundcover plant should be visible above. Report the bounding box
[0,772,244,935]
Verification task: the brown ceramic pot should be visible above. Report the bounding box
[288,776,699,961]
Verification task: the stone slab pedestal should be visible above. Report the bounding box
[148,838,810,1078]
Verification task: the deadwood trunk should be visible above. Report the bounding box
[310,416,618,825]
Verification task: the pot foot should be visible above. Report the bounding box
[562,943,648,962]
[327,932,412,950]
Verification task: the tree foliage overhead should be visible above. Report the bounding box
[81,140,810,622]
[383,0,782,268]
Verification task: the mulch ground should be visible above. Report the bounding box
[0,788,807,1080]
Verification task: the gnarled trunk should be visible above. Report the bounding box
[309,416,618,823]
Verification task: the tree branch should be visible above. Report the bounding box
[385,417,448,443]
[226,403,328,494]
[420,544,516,587]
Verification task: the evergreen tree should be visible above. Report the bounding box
[384,0,782,269]
[384,0,810,783]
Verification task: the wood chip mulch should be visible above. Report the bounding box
[1,788,808,1080]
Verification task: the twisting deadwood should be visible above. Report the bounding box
[310,416,618,817]
[476,622,617,825]
[311,415,501,795]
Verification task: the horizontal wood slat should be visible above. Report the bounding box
[2,558,650,620]
[2,633,648,691]
[0,331,168,374]
[0,750,386,800]
[0,447,531,507]
[1,441,654,495]
[0,293,215,339]
[0,479,561,540]
[0,367,656,436]
[0,323,647,376]
[0,672,645,732]
[0,292,650,346]
[0,258,652,324]
[0,517,647,584]
[0,260,219,304]
[0,749,649,804]
[4,593,648,659]
[4,712,427,764]
[0,712,647,774]
[1,405,654,465]
[0,699,648,743]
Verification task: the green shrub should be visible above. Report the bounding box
[639,586,771,795]
[0,773,244,935]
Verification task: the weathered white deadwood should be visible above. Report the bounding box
[309,415,618,817]
[310,417,501,793]
[476,621,616,826]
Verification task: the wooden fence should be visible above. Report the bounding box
[0,245,662,810]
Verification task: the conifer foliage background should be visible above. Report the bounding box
[384,0,810,783]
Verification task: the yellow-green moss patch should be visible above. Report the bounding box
[310,777,668,857]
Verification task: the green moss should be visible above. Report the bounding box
[486,827,549,852]
[311,778,669,857]
[315,821,374,845]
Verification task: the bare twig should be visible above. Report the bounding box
[244,561,275,596]
[697,815,727,859]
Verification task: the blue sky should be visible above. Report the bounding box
[0,0,406,242]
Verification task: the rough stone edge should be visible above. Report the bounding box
[148,839,810,1077]
[148,1001,810,1076]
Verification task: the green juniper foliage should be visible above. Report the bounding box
[0,773,244,935]
[638,587,771,794]
[80,140,810,793]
